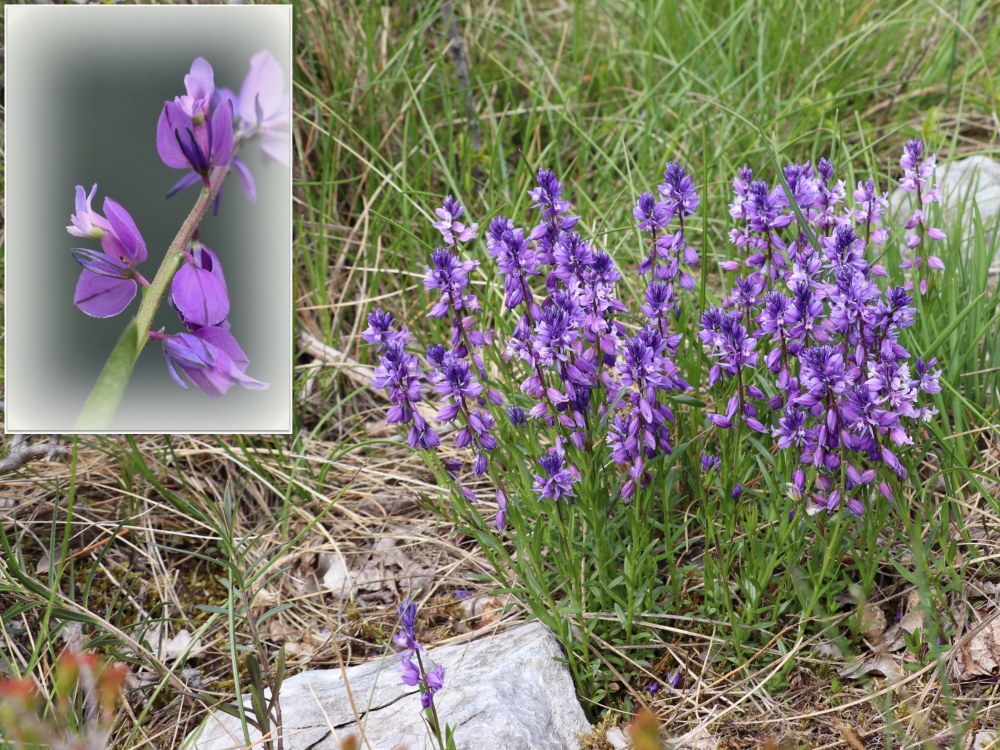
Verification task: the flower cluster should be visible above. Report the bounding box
[368,165,697,510]
[394,599,445,710]
[635,162,700,295]
[367,142,941,523]
[704,141,942,517]
[69,54,280,399]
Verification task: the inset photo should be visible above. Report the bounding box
[5,5,292,433]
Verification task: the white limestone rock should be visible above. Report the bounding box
[185,621,590,750]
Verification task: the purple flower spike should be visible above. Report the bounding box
[433,195,478,246]
[532,447,578,502]
[70,191,150,318]
[394,599,420,651]
[170,245,230,329]
[236,51,290,165]
[156,326,268,398]
[659,162,699,217]
[898,139,945,291]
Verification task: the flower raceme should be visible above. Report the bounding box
[70,53,278,403]
[393,599,445,712]
[366,142,940,525]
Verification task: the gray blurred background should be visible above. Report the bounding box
[6,5,292,432]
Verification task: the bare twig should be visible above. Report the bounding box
[0,436,67,474]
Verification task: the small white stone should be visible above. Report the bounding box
[605,725,630,749]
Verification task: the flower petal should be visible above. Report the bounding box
[102,198,147,264]
[74,270,137,318]
[259,130,290,166]
[166,171,203,199]
[156,102,194,169]
[184,57,215,107]
[71,248,132,279]
[238,51,285,124]
[193,326,247,369]
[230,158,257,203]
[210,100,234,167]
[171,264,230,328]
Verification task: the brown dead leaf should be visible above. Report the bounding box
[835,723,867,750]
[814,641,844,659]
[146,624,201,661]
[252,586,281,611]
[319,551,351,594]
[839,652,905,681]
[460,593,512,628]
[953,611,1000,681]
[882,589,925,652]
[671,726,718,750]
[861,603,887,642]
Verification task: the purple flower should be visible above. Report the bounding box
[236,51,290,165]
[507,405,526,426]
[642,281,675,327]
[797,345,846,407]
[69,189,150,318]
[898,139,946,291]
[170,245,229,329]
[433,195,478,246]
[530,168,570,218]
[433,353,483,413]
[394,598,420,651]
[157,58,234,182]
[425,248,479,321]
[400,655,420,687]
[659,162,699,217]
[370,334,440,451]
[495,488,508,532]
[532,448,578,502]
[362,309,404,348]
[701,453,721,472]
[426,664,445,692]
[744,180,791,234]
[853,178,890,245]
[634,192,672,233]
[486,216,539,312]
[781,162,820,209]
[154,326,268,398]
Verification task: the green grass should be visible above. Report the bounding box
[2,0,999,748]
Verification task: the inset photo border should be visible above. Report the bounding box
[5,4,292,433]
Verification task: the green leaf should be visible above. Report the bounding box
[76,319,140,430]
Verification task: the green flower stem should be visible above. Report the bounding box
[76,164,230,430]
